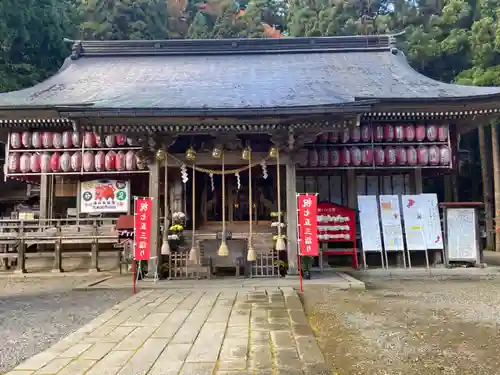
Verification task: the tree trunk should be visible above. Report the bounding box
[478,125,494,251]
[491,123,500,251]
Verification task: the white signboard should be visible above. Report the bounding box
[446,208,478,262]
[379,195,405,251]
[357,195,383,252]
[80,179,130,213]
[401,195,426,250]
[419,194,444,249]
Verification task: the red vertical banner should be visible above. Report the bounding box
[298,194,319,256]
[134,197,153,260]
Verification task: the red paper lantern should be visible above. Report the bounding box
[341,128,350,143]
[426,125,438,141]
[84,132,96,148]
[62,131,73,148]
[417,146,429,165]
[32,132,42,149]
[52,133,63,149]
[21,132,32,148]
[115,151,126,171]
[72,132,81,147]
[30,154,41,173]
[328,132,339,143]
[440,146,451,165]
[361,147,373,165]
[95,134,103,147]
[20,153,31,173]
[373,125,384,141]
[308,149,319,167]
[385,147,396,166]
[10,133,21,149]
[395,147,407,165]
[317,133,328,143]
[437,126,448,142]
[105,135,116,148]
[340,148,351,166]
[415,125,426,141]
[394,125,405,141]
[60,152,71,172]
[41,153,51,173]
[360,125,371,142]
[8,154,20,172]
[330,149,340,167]
[350,127,361,142]
[50,152,60,171]
[83,151,95,172]
[428,145,440,166]
[42,132,53,148]
[407,146,418,166]
[95,151,105,171]
[318,148,329,167]
[116,135,127,146]
[125,151,137,170]
[374,147,385,165]
[71,152,82,171]
[383,125,394,141]
[350,147,362,166]
[127,138,135,146]
[105,151,116,171]
[405,125,416,141]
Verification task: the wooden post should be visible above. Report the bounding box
[90,220,100,272]
[285,155,299,276]
[52,221,63,273]
[491,123,500,252]
[478,125,494,251]
[148,159,160,275]
[413,168,423,194]
[14,221,26,274]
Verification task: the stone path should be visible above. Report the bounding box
[7,288,331,375]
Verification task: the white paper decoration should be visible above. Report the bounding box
[32,132,42,148]
[41,153,51,173]
[8,154,20,172]
[60,152,71,172]
[10,133,21,149]
[21,132,32,148]
[20,153,31,173]
[105,135,116,148]
[125,151,136,171]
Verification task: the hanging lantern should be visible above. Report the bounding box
[405,125,416,141]
[417,146,429,165]
[60,152,71,172]
[385,147,396,166]
[115,151,126,171]
[395,147,407,165]
[426,125,438,141]
[394,125,405,141]
[407,146,418,166]
[415,125,426,141]
[330,149,340,167]
[317,133,328,143]
[308,149,319,167]
[361,147,373,165]
[10,132,21,149]
[32,132,42,149]
[71,152,82,171]
[328,131,339,143]
[84,132,96,148]
[30,153,41,173]
[126,137,135,146]
[105,151,116,171]
[437,125,449,142]
[21,132,32,148]
[125,151,136,171]
[374,147,385,165]
[241,147,251,161]
[428,145,440,166]
[440,146,451,165]
[268,146,278,158]
[62,131,73,148]
[373,125,384,141]
[186,147,197,161]
[105,135,116,148]
[383,125,394,141]
[50,152,61,171]
[20,153,31,173]
[41,152,51,173]
[137,154,147,170]
[350,127,361,142]
[95,151,105,171]
[340,148,351,166]
[155,148,166,162]
[341,128,350,143]
[83,151,95,172]
[95,134,103,147]
[115,135,126,146]
[8,154,20,172]
[318,148,329,167]
[42,132,53,148]
[350,147,362,166]
[53,133,63,149]
[360,125,371,142]
[72,132,81,147]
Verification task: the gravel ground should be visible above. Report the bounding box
[0,276,131,373]
[302,279,500,375]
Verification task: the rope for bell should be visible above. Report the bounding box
[275,148,286,251]
[189,163,199,263]
[247,149,256,261]
[161,153,171,256]
[218,151,229,256]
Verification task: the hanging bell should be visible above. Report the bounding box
[275,236,286,251]
[161,240,171,255]
[241,147,251,161]
[218,240,229,256]
[189,244,199,263]
[156,148,166,162]
[212,147,222,159]
[185,147,196,161]
[247,243,256,261]
[269,146,278,158]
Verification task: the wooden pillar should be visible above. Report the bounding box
[413,168,423,194]
[148,160,160,275]
[491,123,500,252]
[89,220,100,272]
[285,155,299,276]
[52,222,63,272]
[14,221,26,273]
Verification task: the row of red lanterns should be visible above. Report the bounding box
[7,151,146,174]
[317,124,449,144]
[306,146,451,167]
[9,132,135,149]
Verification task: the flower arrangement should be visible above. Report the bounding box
[167,212,186,251]
[272,234,287,241]
[169,224,184,232]
[172,212,186,223]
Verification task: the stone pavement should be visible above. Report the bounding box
[6,288,331,375]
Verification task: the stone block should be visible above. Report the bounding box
[80,343,117,361]
[152,309,191,339]
[275,348,302,369]
[288,310,308,325]
[5,371,35,375]
[57,359,97,375]
[302,363,333,375]
[271,331,295,349]
[33,357,73,374]
[228,311,251,327]
[275,368,305,375]
[179,362,216,375]
[15,352,58,371]
[85,350,135,375]
[149,343,191,374]
[249,344,272,370]
[295,336,326,364]
[58,343,93,358]
[219,338,248,360]
[291,324,314,337]
[250,330,269,344]
[185,322,226,362]
[113,326,157,351]
[116,338,170,375]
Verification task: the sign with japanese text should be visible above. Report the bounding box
[317,202,355,242]
[298,194,319,256]
[80,179,129,213]
[134,197,153,260]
